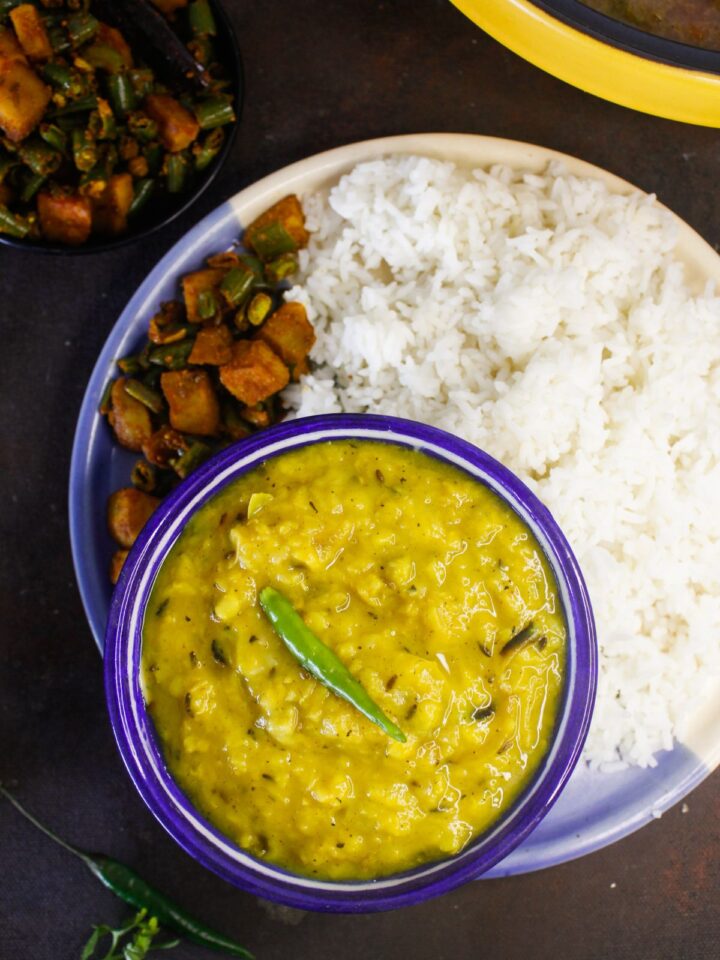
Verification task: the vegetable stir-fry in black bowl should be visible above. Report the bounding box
[0,0,242,253]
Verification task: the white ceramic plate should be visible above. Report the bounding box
[70,133,720,877]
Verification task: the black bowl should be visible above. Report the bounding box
[0,0,243,256]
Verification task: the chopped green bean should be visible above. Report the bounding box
[247,220,297,260]
[148,340,194,370]
[265,252,298,283]
[239,254,264,279]
[50,95,99,117]
[246,291,273,327]
[117,355,142,376]
[18,137,62,177]
[172,440,212,479]
[107,73,138,117]
[66,12,99,46]
[71,128,98,172]
[219,266,254,307]
[143,141,164,176]
[196,288,219,319]
[42,62,87,98]
[46,23,71,54]
[19,172,46,204]
[188,0,217,37]
[0,204,31,238]
[92,101,117,140]
[39,123,67,154]
[84,42,127,75]
[129,177,155,218]
[124,379,164,414]
[128,112,159,143]
[165,151,191,194]
[192,127,223,171]
[193,96,235,130]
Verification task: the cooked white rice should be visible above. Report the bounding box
[283,155,720,770]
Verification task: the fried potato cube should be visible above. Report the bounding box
[108,378,153,452]
[161,368,220,436]
[219,340,289,406]
[181,268,225,322]
[107,487,160,548]
[0,25,27,63]
[142,425,188,467]
[0,56,50,141]
[96,23,133,69]
[110,548,129,584]
[245,195,309,251]
[9,6,52,61]
[145,93,199,152]
[92,173,133,236]
[188,323,234,365]
[38,192,92,245]
[255,301,315,368]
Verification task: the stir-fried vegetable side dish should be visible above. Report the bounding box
[142,441,566,880]
[102,194,314,581]
[0,0,236,245]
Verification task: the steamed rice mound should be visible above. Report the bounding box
[284,155,720,770]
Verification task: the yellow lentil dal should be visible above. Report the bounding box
[142,440,566,879]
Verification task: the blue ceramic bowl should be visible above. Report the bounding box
[105,413,597,912]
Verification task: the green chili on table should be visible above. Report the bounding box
[259,587,407,743]
[0,786,254,959]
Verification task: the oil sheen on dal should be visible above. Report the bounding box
[141,441,565,879]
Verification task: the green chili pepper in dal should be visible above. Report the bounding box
[259,587,407,743]
[0,786,254,959]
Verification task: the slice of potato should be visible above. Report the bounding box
[9,5,52,61]
[245,195,309,251]
[108,378,153,452]
[255,301,315,368]
[0,56,50,141]
[181,268,225,322]
[92,173,133,236]
[38,192,92,246]
[219,340,289,406]
[107,487,160,548]
[145,93,199,152]
[161,368,220,436]
[188,323,233,365]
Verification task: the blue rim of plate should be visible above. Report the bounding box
[68,133,719,880]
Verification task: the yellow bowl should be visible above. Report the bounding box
[451,0,720,127]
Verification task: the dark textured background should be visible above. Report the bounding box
[1,1,719,957]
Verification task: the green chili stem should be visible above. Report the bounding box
[259,587,407,743]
